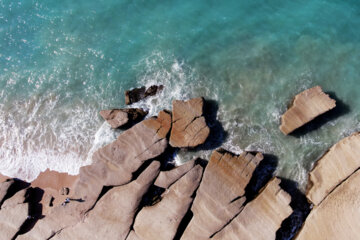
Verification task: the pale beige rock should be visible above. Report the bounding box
[126,231,141,240]
[0,179,14,205]
[212,178,293,240]
[154,159,195,189]
[52,161,161,240]
[280,86,336,135]
[297,169,360,240]
[306,132,360,205]
[99,108,148,128]
[19,113,169,240]
[133,165,203,240]
[181,150,263,240]
[169,98,210,148]
[1,188,26,209]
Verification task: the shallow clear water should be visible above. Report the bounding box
[1,0,360,186]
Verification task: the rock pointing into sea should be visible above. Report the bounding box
[181,149,263,240]
[99,108,148,128]
[212,178,293,240]
[169,97,210,148]
[280,86,336,135]
[125,85,164,105]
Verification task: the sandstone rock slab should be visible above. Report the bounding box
[169,97,210,148]
[306,132,360,205]
[212,178,293,240]
[99,108,148,128]
[181,149,263,240]
[280,86,336,135]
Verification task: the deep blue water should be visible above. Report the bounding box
[1,0,360,185]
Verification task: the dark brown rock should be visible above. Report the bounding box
[125,85,164,105]
[169,97,210,148]
[99,108,148,129]
[181,149,263,240]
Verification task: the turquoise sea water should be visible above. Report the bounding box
[1,0,360,186]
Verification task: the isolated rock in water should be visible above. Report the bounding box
[306,132,360,205]
[99,108,148,128]
[52,161,161,240]
[279,86,336,135]
[154,159,195,189]
[0,187,29,240]
[19,112,169,240]
[169,97,210,148]
[125,85,164,105]
[297,169,360,240]
[132,165,203,240]
[181,149,263,240]
[212,178,293,240]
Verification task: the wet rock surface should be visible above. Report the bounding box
[125,85,164,105]
[99,108,148,128]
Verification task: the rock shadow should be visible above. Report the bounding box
[0,179,30,208]
[244,153,278,203]
[276,178,311,240]
[290,92,350,137]
[190,99,227,152]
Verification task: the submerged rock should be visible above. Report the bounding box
[169,97,210,148]
[99,108,148,128]
[297,169,360,240]
[131,165,203,240]
[181,149,263,240]
[306,132,360,205]
[279,86,336,135]
[212,178,293,240]
[125,85,164,105]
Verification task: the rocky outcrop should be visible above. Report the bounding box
[169,97,210,148]
[280,86,336,135]
[306,132,360,205]
[125,85,164,105]
[18,112,170,240]
[297,169,360,240]
[52,161,161,240]
[99,108,148,128]
[181,150,264,240]
[131,165,203,240]
[212,178,293,240]
[0,179,14,205]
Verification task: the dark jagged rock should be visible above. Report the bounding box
[52,161,161,240]
[181,149,263,240]
[125,85,164,105]
[169,97,210,148]
[130,165,203,240]
[212,178,293,240]
[99,108,148,128]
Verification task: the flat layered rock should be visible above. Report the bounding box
[0,187,29,240]
[181,150,263,240]
[306,132,360,205]
[125,85,164,105]
[297,169,360,240]
[213,178,293,240]
[0,179,14,205]
[169,97,210,148]
[131,165,203,240]
[99,108,148,128]
[19,112,169,240]
[280,86,336,135]
[53,161,160,240]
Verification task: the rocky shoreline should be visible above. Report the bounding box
[0,86,359,239]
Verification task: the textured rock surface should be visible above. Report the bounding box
[125,85,164,105]
[181,150,263,240]
[0,187,28,240]
[18,113,169,240]
[0,179,14,205]
[169,97,210,148]
[297,169,360,240]
[99,108,148,128]
[53,161,160,240]
[132,165,203,240]
[280,86,336,135]
[154,159,195,189]
[306,132,360,205]
[213,178,293,240]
